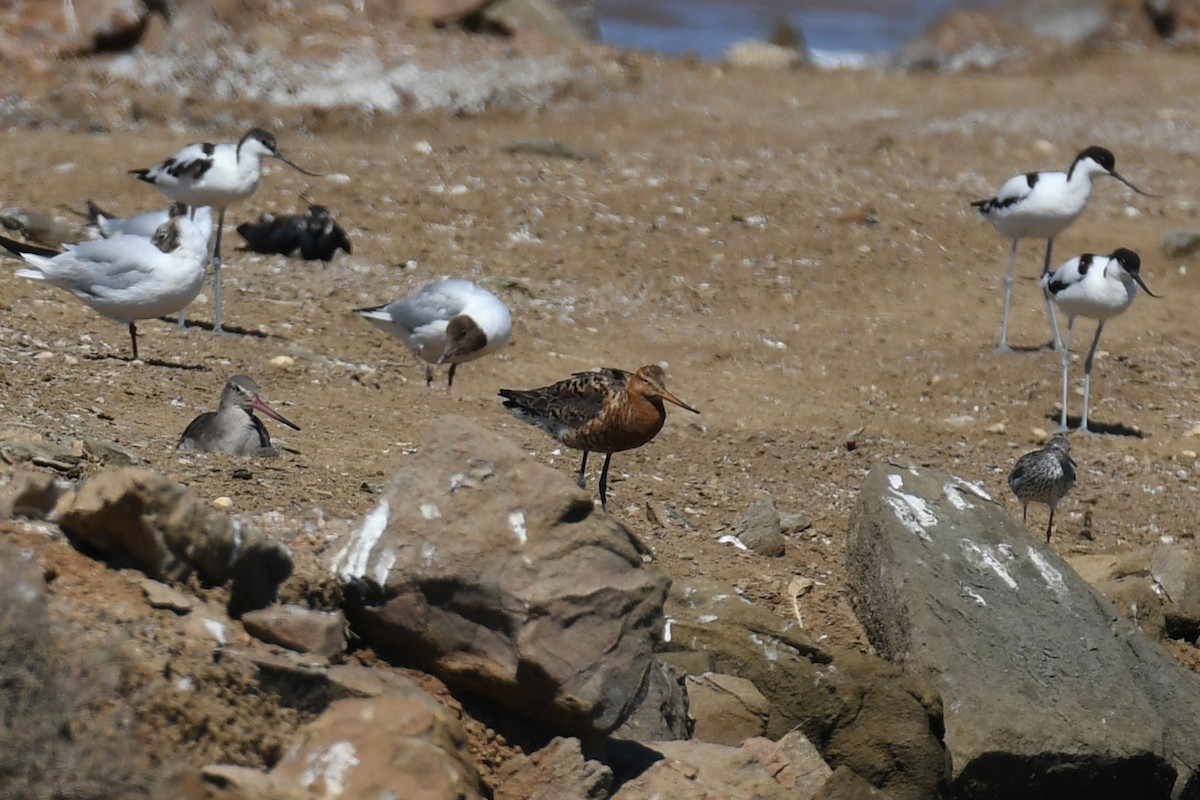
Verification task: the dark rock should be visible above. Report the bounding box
[847,461,1200,798]
[736,496,786,556]
[57,467,292,616]
[611,658,689,741]
[329,415,669,738]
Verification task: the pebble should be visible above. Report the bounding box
[986,422,1007,434]
[212,496,233,510]
[270,355,295,369]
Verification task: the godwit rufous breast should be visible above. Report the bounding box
[1041,247,1159,434]
[132,128,321,333]
[972,146,1154,353]
[499,365,699,511]
[177,375,300,455]
[2,204,208,361]
[357,278,512,391]
[1008,436,1076,542]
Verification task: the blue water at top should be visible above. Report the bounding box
[594,0,1001,62]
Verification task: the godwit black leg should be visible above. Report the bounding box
[597,452,614,511]
[129,321,139,361]
[1046,506,1056,543]
[447,363,457,393]
[576,451,589,490]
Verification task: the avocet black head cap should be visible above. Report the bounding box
[1110,247,1161,298]
[1077,145,1116,172]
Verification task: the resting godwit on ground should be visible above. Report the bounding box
[237,204,352,262]
[2,204,207,361]
[356,278,511,391]
[972,146,1154,353]
[499,365,699,511]
[177,375,300,455]
[1041,248,1159,433]
[132,128,320,334]
[1008,436,1076,542]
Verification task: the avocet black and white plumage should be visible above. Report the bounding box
[1041,247,1159,433]
[356,278,512,391]
[1008,436,1076,542]
[131,128,320,333]
[972,146,1154,353]
[2,204,208,361]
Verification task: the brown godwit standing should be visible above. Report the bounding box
[357,278,512,392]
[177,375,300,455]
[1008,436,1077,542]
[499,365,699,511]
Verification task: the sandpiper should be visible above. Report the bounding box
[1008,436,1077,542]
[177,375,300,455]
[499,365,699,511]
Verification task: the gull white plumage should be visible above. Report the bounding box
[1041,247,1159,433]
[2,204,208,361]
[972,146,1154,353]
[356,278,512,391]
[131,128,320,334]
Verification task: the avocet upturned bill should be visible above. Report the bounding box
[1041,247,1159,433]
[1008,435,1076,542]
[499,365,699,512]
[2,204,208,361]
[131,128,320,334]
[356,278,512,392]
[972,146,1154,353]
[177,374,300,455]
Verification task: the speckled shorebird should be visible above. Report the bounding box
[1008,436,1077,542]
[972,146,1154,353]
[499,365,699,511]
[177,375,300,455]
[356,278,512,392]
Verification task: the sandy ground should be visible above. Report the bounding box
[3,43,1200,777]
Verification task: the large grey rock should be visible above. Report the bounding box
[329,415,669,738]
[57,467,292,616]
[664,578,948,800]
[611,658,689,741]
[847,462,1200,799]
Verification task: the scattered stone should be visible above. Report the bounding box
[57,467,292,616]
[725,40,807,70]
[1162,230,1200,257]
[503,139,602,161]
[241,605,346,658]
[736,496,786,556]
[494,737,613,800]
[686,672,770,745]
[269,355,296,369]
[329,415,669,738]
[137,577,195,613]
[83,438,139,467]
[847,461,1200,797]
[611,738,816,800]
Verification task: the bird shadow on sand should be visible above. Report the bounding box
[156,316,274,339]
[84,353,209,371]
[1046,412,1145,438]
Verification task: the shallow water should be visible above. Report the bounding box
[593,0,1003,62]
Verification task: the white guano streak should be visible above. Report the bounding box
[508,510,528,545]
[1027,547,1069,600]
[332,500,390,581]
[961,540,1018,590]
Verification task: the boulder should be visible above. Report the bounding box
[57,467,292,616]
[611,738,825,800]
[611,658,689,741]
[0,470,60,520]
[847,462,1200,798]
[664,578,948,800]
[329,415,669,739]
[270,694,484,800]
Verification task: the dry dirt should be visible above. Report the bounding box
[3,40,1200,784]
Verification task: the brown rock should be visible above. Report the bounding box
[398,0,491,24]
[686,672,770,745]
[0,0,149,56]
[241,605,346,658]
[57,467,292,616]
[270,694,485,800]
[817,766,892,800]
[329,415,669,738]
[495,736,612,800]
[0,470,60,520]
